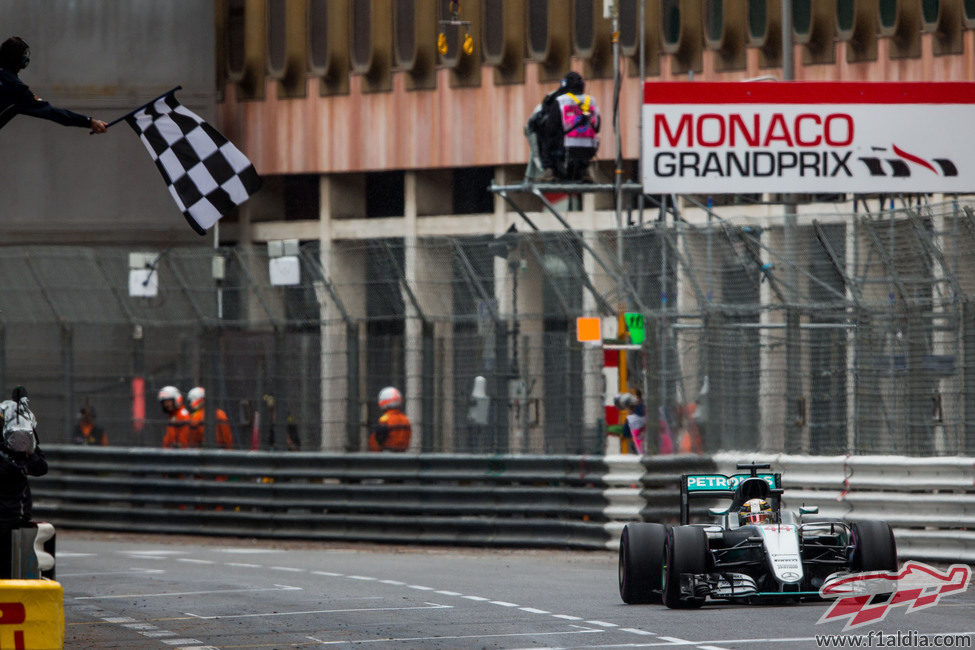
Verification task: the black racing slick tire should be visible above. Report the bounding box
[662,525,709,609]
[851,520,898,572]
[619,523,666,604]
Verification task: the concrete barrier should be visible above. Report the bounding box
[0,580,63,649]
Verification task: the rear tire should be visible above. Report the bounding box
[851,520,898,572]
[619,523,666,604]
[662,525,709,609]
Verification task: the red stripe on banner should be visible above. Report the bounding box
[604,349,619,367]
[892,144,938,174]
[644,81,975,105]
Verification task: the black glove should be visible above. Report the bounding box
[11,386,27,401]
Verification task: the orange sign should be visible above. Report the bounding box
[575,317,601,342]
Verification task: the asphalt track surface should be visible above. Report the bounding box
[60,532,975,649]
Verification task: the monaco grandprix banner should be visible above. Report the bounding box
[642,81,975,195]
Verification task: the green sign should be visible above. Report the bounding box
[685,473,778,492]
[624,312,645,344]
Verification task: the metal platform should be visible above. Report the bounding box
[489,181,644,194]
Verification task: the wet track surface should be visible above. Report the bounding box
[60,532,975,649]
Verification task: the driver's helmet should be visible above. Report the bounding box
[739,498,772,525]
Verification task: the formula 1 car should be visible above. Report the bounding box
[618,463,898,607]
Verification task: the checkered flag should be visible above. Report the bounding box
[121,88,261,234]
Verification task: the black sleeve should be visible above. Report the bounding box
[542,99,562,137]
[0,455,20,482]
[372,422,390,446]
[9,80,90,128]
[24,446,47,477]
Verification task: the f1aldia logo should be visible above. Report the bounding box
[860,145,959,178]
[818,561,971,631]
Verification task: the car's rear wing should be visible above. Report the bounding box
[680,464,783,525]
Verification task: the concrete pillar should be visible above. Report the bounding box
[411,241,454,450]
[403,172,423,451]
[582,205,616,455]
[492,168,513,452]
[319,175,367,451]
[845,214,858,453]
[413,171,455,450]
[931,206,950,454]
[760,227,784,452]
[513,247,544,453]
[675,225,707,406]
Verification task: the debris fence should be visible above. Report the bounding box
[3,198,975,456]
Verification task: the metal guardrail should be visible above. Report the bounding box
[33,447,972,560]
[32,447,611,550]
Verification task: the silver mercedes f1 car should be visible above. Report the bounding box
[619,462,898,608]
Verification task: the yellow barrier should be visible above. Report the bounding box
[0,580,63,649]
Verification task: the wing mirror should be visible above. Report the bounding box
[799,505,819,515]
[708,507,728,517]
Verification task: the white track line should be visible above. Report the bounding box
[184,602,452,620]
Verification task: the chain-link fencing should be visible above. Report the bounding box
[2,198,975,456]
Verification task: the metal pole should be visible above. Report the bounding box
[781,0,794,83]
[638,0,646,227]
[660,213,668,441]
[612,0,624,300]
[214,221,223,320]
[781,0,802,453]
[510,257,521,452]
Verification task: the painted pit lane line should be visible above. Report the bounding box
[183,602,453,620]
[59,568,165,577]
[307,625,606,645]
[74,584,303,600]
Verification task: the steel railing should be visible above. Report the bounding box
[33,446,611,549]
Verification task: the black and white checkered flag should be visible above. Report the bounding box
[123,88,261,234]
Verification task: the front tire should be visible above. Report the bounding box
[851,520,897,572]
[619,523,666,604]
[662,525,709,609]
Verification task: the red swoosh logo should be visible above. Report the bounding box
[892,144,938,174]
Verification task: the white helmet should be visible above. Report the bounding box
[378,386,402,410]
[187,387,205,411]
[158,385,183,407]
